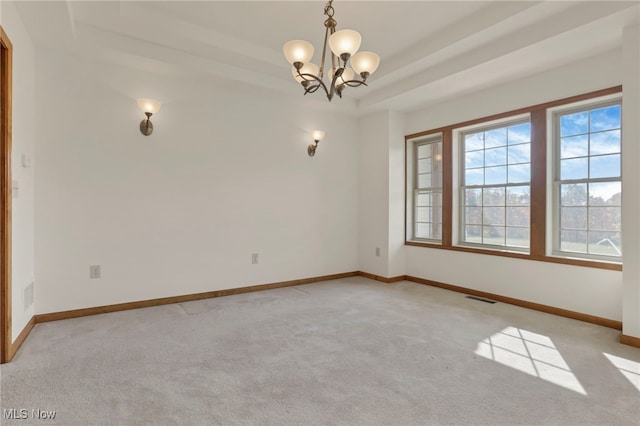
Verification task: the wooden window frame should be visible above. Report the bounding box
[550,98,623,262]
[457,116,532,252]
[407,133,444,243]
[405,86,623,271]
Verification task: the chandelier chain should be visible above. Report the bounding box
[324,0,335,18]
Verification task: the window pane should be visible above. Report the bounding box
[590,105,621,132]
[485,166,507,185]
[588,207,621,231]
[415,223,430,239]
[508,164,530,184]
[589,231,621,256]
[589,182,621,206]
[465,150,483,168]
[561,207,587,230]
[507,186,530,206]
[416,207,430,222]
[561,184,587,206]
[465,188,482,206]
[590,154,620,179]
[560,157,588,180]
[418,173,432,188]
[483,207,505,226]
[485,147,507,166]
[465,225,482,243]
[508,143,530,164]
[508,123,531,145]
[484,226,505,246]
[418,158,432,173]
[560,111,588,137]
[560,230,587,253]
[507,207,529,227]
[590,130,620,156]
[466,207,482,225]
[416,192,431,207]
[465,168,483,185]
[483,188,505,206]
[485,128,507,148]
[465,133,484,151]
[507,227,530,248]
[417,143,432,159]
[560,134,588,159]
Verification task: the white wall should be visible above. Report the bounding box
[399,49,625,321]
[34,49,358,314]
[357,111,406,278]
[622,24,640,337]
[1,2,36,342]
[357,112,390,277]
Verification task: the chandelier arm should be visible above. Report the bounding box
[304,84,322,94]
[342,79,368,88]
[298,72,333,100]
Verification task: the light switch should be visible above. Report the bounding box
[21,154,31,168]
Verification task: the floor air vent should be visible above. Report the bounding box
[466,295,496,304]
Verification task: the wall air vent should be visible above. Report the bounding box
[466,295,496,304]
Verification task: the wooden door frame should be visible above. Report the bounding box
[1,25,13,364]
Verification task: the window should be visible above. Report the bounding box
[552,99,622,260]
[460,120,531,250]
[408,134,443,242]
[405,86,622,270]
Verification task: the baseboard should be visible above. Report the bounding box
[620,334,640,348]
[7,271,631,362]
[35,271,359,324]
[6,316,35,362]
[404,275,623,331]
[358,271,406,283]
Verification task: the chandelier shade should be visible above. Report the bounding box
[328,29,362,58]
[350,51,380,76]
[283,40,314,65]
[283,0,380,101]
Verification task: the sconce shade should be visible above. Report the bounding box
[328,29,361,57]
[350,51,380,76]
[137,98,162,115]
[283,40,314,65]
[310,130,326,142]
[292,63,319,83]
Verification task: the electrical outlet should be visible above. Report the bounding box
[251,253,259,264]
[90,265,101,279]
[375,247,380,257]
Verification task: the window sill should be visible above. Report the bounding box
[405,240,622,271]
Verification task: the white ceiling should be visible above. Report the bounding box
[13,1,640,114]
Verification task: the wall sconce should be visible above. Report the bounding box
[308,130,325,157]
[137,98,161,136]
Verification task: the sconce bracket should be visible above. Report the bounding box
[140,119,153,136]
[308,144,317,157]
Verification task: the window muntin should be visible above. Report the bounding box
[411,135,443,242]
[554,101,622,259]
[460,120,531,250]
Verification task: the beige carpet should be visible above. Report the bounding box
[1,276,639,425]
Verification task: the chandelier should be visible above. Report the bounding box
[282,0,380,101]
